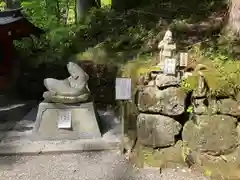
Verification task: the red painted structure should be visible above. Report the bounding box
[0,8,43,89]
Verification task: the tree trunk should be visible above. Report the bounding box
[62,0,70,24]
[5,0,12,9]
[228,0,240,36]
[75,0,96,22]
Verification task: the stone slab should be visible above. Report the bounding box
[33,102,101,140]
[0,139,120,155]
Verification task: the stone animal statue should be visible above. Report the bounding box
[43,62,90,104]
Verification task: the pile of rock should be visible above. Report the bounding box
[182,74,240,156]
[136,72,187,148]
[134,67,240,179]
[131,29,240,179]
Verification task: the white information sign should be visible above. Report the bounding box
[180,52,188,67]
[163,58,177,75]
[57,110,72,129]
[115,78,131,100]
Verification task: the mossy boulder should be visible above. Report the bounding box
[192,75,208,98]
[193,98,240,117]
[155,74,180,88]
[217,98,240,117]
[137,86,187,116]
[193,98,218,115]
[137,113,182,148]
[130,140,187,168]
[189,147,240,180]
[144,141,186,168]
[182,115,239,156]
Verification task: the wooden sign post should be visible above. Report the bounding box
[115,78,132,154]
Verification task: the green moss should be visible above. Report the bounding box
[131,141,187,168]
[181,53,240,97]
[76,45,108,63]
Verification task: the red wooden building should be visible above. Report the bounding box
[0,8,43,90]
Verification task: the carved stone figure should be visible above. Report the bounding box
[157,30,176,69]
[43,62,90,103]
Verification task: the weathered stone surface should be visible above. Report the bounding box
[43,62,90,104]
[137,86,186,116]
[148,80,155,86]
[190,148,240,180]
[193,98,218,115]
[192,75,207,98]
[182,115,238,155]
[136,74,150,87]
[142,140,186,168]
[155,73,179,88]
[237,92,240,101]
[34,101,101,140]
[43,91,90,104]
[217,98,240,117]
[137,113,182,148]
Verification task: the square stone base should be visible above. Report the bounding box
[33,101,101,140]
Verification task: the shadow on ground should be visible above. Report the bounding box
[0,95,36,166]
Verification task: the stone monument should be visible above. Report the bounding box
[33,62,101,140]
[157,29,176,73]
[43,62,90,104]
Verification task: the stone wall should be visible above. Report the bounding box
[134,69,240,179]
[136,72,186,148]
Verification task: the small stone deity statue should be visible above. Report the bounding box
[157,30,176,69]
[43,62,90,104]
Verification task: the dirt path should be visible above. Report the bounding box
[0,150,209,180]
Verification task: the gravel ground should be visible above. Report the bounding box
[0,151,209,180]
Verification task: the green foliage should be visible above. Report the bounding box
[180,41,240,97]
[15,0,238,101]
[16,0,227,67]
[14,0,81,65]
[101,0,111,7]
[186,106,193,113]
[180,75,198,92]
[0,0,6,11]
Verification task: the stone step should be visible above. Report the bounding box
[0,105,122,155]
[0,138,121,155]
[0,106,121,137]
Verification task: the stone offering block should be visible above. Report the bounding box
[33,102,101,140]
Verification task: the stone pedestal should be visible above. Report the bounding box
[33,101,101,140]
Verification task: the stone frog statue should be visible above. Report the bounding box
[43,62,90,104]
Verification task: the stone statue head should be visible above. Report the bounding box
[67,62,88,80]
[163,30,172,43]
